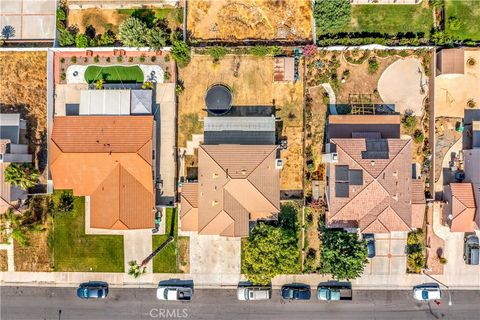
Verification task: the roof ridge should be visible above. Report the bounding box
[136,140,153,165]
[244,176,280,212]
[200,145,229,177]
[379,205,411,231]
[245,146,278,179]
[330,179,377,220]
[362,215,390,233]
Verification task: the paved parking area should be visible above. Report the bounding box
[364,232,408,275]
[443,231,480,286]
[0,0,56,40]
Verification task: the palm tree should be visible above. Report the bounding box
[4,163,40,190]
[128,260,146,278]
[0,209,28,247]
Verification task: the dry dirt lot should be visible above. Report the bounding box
[0,250,7,271]
[0,52,47,182]
[187,0,312,41]
[178,54,304,191]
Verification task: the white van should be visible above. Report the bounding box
[237,287,271,301]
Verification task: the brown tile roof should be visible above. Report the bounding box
[327,138,417,233]
[450,183,476,232]
[50,116,154,230]
[180,145,280,237]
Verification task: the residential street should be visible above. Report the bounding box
[1,287,480,320]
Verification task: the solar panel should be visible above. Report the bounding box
[349,169,363,185]
[362,139,389,159]
[335,165,349,181]
[335,182,349,198]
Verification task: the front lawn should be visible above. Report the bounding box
[152,208,178,273]
[84,65,144,83]
[445,0,480,40]
[345,4,433,35]
[51,194,124,272]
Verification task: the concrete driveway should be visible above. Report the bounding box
[378,58,427,116]
[364,232,408,275]
[443,231,480,286]
[189,233,241,279]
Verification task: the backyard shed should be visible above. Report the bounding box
[436,49,465,76]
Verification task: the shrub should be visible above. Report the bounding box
[58,29,75,46]
[367,57,379,74]
[439,257,448,265]
[141,82,154,90]
[60,57,65,63]
[146,27,168,51]
[119,17,148,47]
[171,40,191,67]
[116,56,123,63]
[139,55,145,63]
[93,55,99,63]
[303,44,317,57]
[70,56,77,63]
[106,57,111,62]
[128,57,134,63]
[164,70,171,81]
[207,46,227,63]
[342,69,350,80]
[95,79,104,90]
[60,72,66,81]
[403,114,416,129]
[100,30,116,46]
[270,46,284,56]
[314,0,351,33]
[151,56,156,62]
[447,17,462,32]
[75,34,89,48]
[4,163,40,190]
[56,190,74,214]
[414,129,424,143]
[176,80,185,94]
[249,45,270,57]
[56,7,66,22]
[164,54,170,62]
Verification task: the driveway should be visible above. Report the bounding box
[443,230,480,287]
[364,232,407,275]
[189,233,241,285]
[377,58,427,116]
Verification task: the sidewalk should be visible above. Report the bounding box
[2,270,480,290]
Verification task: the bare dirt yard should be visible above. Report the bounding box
[187,0,312,41]
[178,237,190,273]
[178,54,304,191]
[0,52,48,184]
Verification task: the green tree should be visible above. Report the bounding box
[75,33,89,48]
[319,228,368,280]
[128,260,146,278]
[146,27,168,51]
[171,40,191,68]
[314,0,351,34]
[100,30,116,46]
[4,163,40,190]
[56,190,75,214]
[243,223,300,285]
[58,29,75,46]
[119,17,148,47]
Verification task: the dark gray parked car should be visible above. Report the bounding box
[464,234,479,265]
[364,234,375,258]
[77,281,109,299]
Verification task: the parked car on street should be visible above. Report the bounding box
[237,286,271,301]
[281,284,311,300]
[317,285,352,301]
[156,286,193,301]
[413,284,441,301]
[76,281,109,299]
[464,234,479,265]
[364,234,375,258]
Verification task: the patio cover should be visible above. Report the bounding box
[79,90,130,115]
[130,90,152,114]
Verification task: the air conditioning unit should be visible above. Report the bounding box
[275,159,284,169]
[322,152,338,163]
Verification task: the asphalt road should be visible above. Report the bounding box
[1,287,480,320]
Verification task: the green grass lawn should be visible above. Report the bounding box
[51,193,124,272]
[445,0,480,40]
[341,4,433,35]
[84,65,144,83]
[116,8,182,28]
[152,208,178,273]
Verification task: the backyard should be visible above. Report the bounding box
[345,4,433,35]
[178,54,304,191]
[152,208,189,273]
[0,52,48,187]
[445,0,480,41]
[84,65,144,83]
[51,194,124,272]
[187,0,312,41]
[67,8,182,37]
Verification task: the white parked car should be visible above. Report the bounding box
[236,287,271,301]
[156,286,193,301]
[413,285,441,301]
